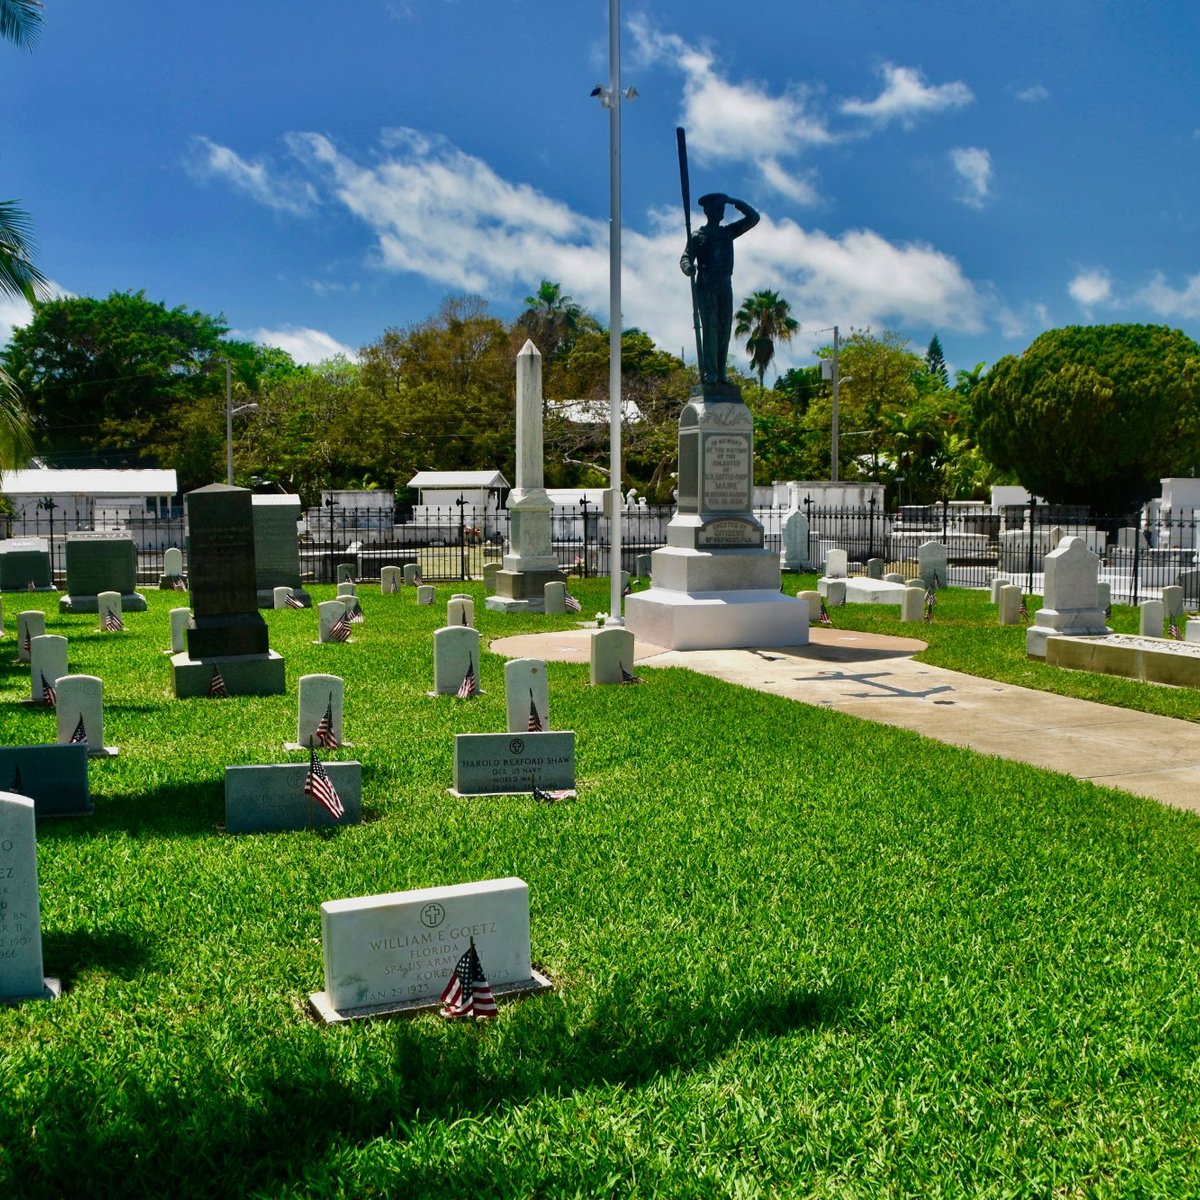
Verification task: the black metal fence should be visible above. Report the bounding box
[6,497,1198,604]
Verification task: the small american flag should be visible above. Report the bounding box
[1169,611,1182,640]
[102,609,125,632]
[349,601,364,624]
[314,695,339,748]
[412,571,422,587]
[527,689,543,732]
[388,575,399,594]
[304,746,344,819]
[932,571,943,590]
[460,608,469,626]
[172,577,187,591]
[619,661,643,685]
[69,713,88,744]
[924,590,936,623]
[565,592,582,613]
[26,579,35,592]
[1019,596,1030,623]
[41,672,56,706]
[23,626,31,653]
[622,580,633,596]
[531,777,571,803]
[817,599,832,627]
[327,611,353,642]
[439,939,498,1020]
[209,666,227,698]
[457,655,478,699]
[284,591,305,609]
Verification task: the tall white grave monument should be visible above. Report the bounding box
[487,341,565,613]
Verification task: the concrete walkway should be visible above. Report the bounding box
[488,627,1200,815]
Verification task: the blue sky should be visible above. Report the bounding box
[3,1,1199,380]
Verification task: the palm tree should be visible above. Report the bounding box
[0,0,46,465]
[734,290,799,398]
[518,279,592,359]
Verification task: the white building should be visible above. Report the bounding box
[1,468,179,525]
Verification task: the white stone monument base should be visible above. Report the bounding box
[625,588,809,651]
[1026,609,1111,657]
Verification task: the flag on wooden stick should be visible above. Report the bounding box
[304,745,344,820]
[314,695,339,748]
[817,599,833,627]
[41,671,56,707]
[209,666,227,698]
[457,655,478,699]
[527,689,543,732]
[284,591,305,609]
[1169,611,1182,640]
[439,939,498,1020]
[327,611,353,642]
[565,592,582,613]
[924,589,936,624]
[69,714,88,744]
[619,661,643,685]
[102,608,125,632]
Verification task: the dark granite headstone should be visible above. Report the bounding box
[224,761,362,833]
[0,539,53,590]
[61,532,145,612]
[186,485,269,658]
[0,743,92,818]
[252,495,308,608]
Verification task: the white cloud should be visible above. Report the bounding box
[1135,271,1200,319]
[187,136,319,216]
[238,325,358,365]
[627,16,830,203]
[0,279,71,348]
[200,127,990,376]
[1016,84,1050,103]
[1068,268,1113,309]
[840,63,973,127]
[950,147,992,207]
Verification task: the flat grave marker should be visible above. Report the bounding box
[224,761,362,834]
[452,731,575,796]
[0,743,92,818]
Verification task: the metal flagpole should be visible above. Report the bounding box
[607,0,624,624]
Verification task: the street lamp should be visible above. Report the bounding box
[818,326,851,483]
[223,359,259,485]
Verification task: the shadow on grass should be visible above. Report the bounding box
[41,926,155,987]
[1,978,851,1195]
[34,779,222,839]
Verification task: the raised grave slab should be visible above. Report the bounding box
[224,761,362,833]
[452,731,574,796]
[1047,633,1200,688]
[310,876,552,1022]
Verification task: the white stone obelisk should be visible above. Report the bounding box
[488,340,565,612]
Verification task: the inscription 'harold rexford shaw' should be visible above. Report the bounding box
[453,731,575,796]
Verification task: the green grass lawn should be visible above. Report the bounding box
[1,582,1199,1198]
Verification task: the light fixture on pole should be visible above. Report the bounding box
[592,0,636,624]
[818,326,850,484]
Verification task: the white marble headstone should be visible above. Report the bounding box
[1139,599,1165,638]
[1043,536,1100,611]
[318,600,349,643]
[297,673,345,748]
[0,792,58,1002]
[55,674,106,753]
[16,610,45,664]
[273,586,293,610]
[417,584,435,606]
[97,590,123,629]
[336,581,357,598]
[917,541,949,589]
[403,563,421,586]
[447,597,475,628]
[169,606,190,654]
[900,586,925,623]
[590,625,636,686]
[543,581,566,614]
[824,548,848,579]
[504,658,549,733]
[163,547,183,577]
[997,585,1023,626]
[336,564,357,584]
[318,877,534,1013]
[380,566,402,594]
[433,625,482,695]
[29,635,67,703]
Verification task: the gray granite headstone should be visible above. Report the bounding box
[61,532,144,612]
[0,538,52,590]
[0,792,60,1003]
[224,761,361,833]
[252,495,308,607]
[453,731,574,795]
[0,743,92,818]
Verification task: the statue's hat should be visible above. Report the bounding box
[697,193,727,208]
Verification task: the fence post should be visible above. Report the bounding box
[867,494,876,560]
[1131,517,1142,608]
[1026,498,1036,595]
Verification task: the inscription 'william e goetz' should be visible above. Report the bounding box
[369,920,497,953]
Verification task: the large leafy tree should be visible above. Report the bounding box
[974,324,1200,512]
[1,291,248,485]
[516,279,597,361]
[734,289,798,399]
